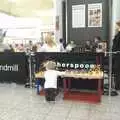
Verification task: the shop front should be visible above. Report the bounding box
[0,52,104,102]
[35,52,104,102]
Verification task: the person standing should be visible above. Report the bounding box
[9,44,14,52]
[112,21,120,90]
[25,40,33,52]
[40,34,59,52]
[84,40,92,52]
[66,41,76,52]
[92,36,101,52]
[44,61,65,103]
[58,38,65,52]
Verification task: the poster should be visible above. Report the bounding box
[88,3,102,27]
[72,5,85,28]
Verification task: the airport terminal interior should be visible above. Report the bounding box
[1,0,120,120]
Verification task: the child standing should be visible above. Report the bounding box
[44,61,65,102]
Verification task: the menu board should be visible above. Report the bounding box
[72,4,85,28]
[88,3,102,27]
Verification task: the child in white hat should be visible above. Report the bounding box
[44,61,65,103]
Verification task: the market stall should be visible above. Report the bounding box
[0,52,28,84]
[35,52,104,102]
[0,52,104,102]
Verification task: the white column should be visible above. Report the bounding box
[112,0,120,37]
[53,0,63,42]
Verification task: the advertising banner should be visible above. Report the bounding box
[0,53,28,84]
[35,53,104,90]
[88,3,102,27]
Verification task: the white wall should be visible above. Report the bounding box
[0,15,42,29]
[54,0,63,42]
[0,12,55,45]
[0,12,15,29]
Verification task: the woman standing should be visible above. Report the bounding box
[40,34,59,52]
[112,21,120,90]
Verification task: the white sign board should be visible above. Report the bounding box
[72,5,85,28]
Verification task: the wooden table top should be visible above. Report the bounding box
[35,71,103,80]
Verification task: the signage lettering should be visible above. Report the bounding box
[0,64,19,72]
[56,62,97,69]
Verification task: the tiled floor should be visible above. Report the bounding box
[0,83,120,120]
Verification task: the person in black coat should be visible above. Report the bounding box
[92,36,101,52]
[84,40,92,52]
[112,21,120,90]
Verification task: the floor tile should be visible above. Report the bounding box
[44,115,66,120]
[0,83,120,120]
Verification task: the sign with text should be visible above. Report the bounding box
[35,53,104,90]
[35,53,103,71]
[72,4,86,28]
[88,3,102,27]
[0,53,28,84]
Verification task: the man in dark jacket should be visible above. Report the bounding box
[112,21,120,90]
